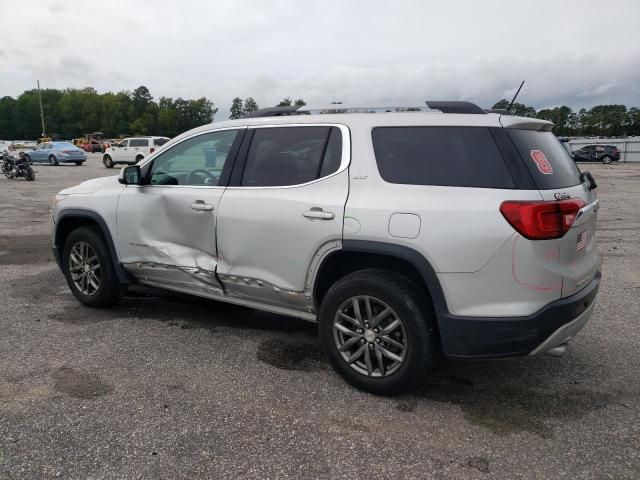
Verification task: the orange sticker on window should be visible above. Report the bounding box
[530,149,553,175]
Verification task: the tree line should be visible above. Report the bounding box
[492,100,640,137]
[0,86,217,140]
[0,85,638,139]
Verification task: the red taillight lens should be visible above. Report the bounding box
[500,199,585,240]
[150,147,155,153]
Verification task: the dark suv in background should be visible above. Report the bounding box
[572,144,621,164]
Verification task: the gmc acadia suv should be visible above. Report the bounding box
[51,101,601,395]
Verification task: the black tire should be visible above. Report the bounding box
[25,166,35,181]
[601,155,612,164]
[318,269,439,395]
[62,226,127,308]
[74,161,83,166]
[103,155,114,168]
[49,155,58,166]
[135,155,144,164]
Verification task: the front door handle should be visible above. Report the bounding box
[190,201,214,211]
[303,208,335,220]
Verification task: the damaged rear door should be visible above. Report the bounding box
[116,128,245,295]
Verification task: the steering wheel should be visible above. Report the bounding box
[187,169,217,185]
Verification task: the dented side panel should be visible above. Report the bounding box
[116,185,225,292]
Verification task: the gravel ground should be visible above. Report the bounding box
[1,154,639,479]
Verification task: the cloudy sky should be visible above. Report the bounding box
[1,0,639,118]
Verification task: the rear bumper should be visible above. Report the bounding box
[440,271,601,358]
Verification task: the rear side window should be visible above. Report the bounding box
[129,139,148,147]
[506,130,581,189]
[241,126,342,187]
[372,127,515,188]
[154,138,169,146]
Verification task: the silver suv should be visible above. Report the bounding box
[51,101,601,395]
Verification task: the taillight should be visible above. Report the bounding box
[500,199,585,240]
[150,147,155,153]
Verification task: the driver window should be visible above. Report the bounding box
[148,129,240,186]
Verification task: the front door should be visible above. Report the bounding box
[116,128,244,295]
[112,139,129,162]
[216,124,350,311]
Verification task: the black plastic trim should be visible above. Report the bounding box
[442,272,601,358]
[425,101,486,114]
[337,240,601,359]
[53,209,134,285]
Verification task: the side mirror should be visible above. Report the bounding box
[118,165,142,185]
[31,147,36,150]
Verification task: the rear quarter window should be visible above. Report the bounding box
[372,126,515,189]
[154,138,169,146]
[129,139,149,147]
[506,130,581,189]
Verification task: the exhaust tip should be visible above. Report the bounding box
[544,344,568,357]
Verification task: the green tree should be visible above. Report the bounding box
[243,97,259,115]
[229,97,244,119]
[277,97,292,106]
[294,98,306,106]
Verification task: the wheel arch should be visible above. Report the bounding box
[54,209,133,284]
[313,240,449,320]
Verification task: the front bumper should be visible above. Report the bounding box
[440,271,601,358]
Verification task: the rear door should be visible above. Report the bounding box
[216,124,349,311]
[506,128,599,297]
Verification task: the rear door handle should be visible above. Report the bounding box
[190,201,214,211]
[303,208,335,220]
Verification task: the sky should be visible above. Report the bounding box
[1,0,639,119]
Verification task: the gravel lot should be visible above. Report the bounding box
[1,154,639,479]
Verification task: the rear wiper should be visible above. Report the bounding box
[580,171,597,190]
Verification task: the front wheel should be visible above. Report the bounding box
[601,155,612,164]
[49,155,58,166]
[62,226,126,307]
[24,166,35,181]
[103,155,114,168]
[318,269,439,395]
[74,161,83,166]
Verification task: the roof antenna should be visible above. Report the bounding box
[507,81,525,113]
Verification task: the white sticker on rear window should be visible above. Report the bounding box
[530,149,553,175]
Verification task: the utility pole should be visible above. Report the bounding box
[37,80,46,137]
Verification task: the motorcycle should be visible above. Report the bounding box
[1,151,35,181]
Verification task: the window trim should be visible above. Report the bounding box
[136,127,247,189]
[226,123,351,190]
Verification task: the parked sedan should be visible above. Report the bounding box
[25,142,87,166]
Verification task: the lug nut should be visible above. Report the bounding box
[376,338,381,343]
[357,329,363,334]
[360,339,365,345]
[365,323,370,328]
[369,343,374,348]
[373,328,379,333]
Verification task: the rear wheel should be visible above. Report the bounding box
[318,269,439,395]
[49,155,58,166]
[62,226,126,307]
[24,165,35,181]
[601,155,612,164]
[103,155,114,168]
[135,155,144,164]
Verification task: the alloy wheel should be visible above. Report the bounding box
[68,241,101,296]
[333,295,407,377]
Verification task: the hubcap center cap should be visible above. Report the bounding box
[364,329,376,342]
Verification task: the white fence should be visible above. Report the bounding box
[567,137,640,162]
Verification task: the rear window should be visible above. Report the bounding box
[129,139,149,147]
[372,127,515,188]
[506,130,581,189]
[154,138,169,146]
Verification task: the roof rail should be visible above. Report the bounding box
[425,101,486,114]
[242,105,304,118]
[299,104,434,114]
